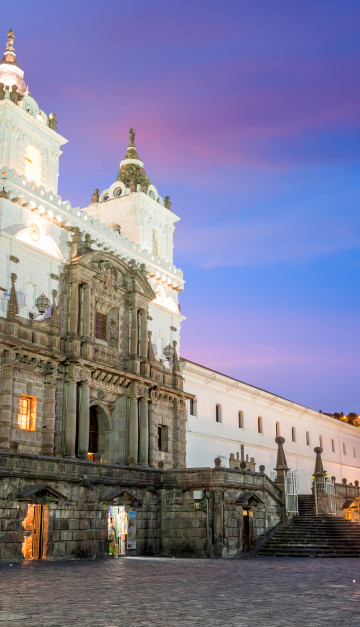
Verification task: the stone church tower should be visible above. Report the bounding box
[0,29,188,470]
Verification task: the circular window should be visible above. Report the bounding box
[113,187,122,198]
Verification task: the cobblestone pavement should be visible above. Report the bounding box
[0,557,360,627]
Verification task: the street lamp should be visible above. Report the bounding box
[29,293,50,319]
[159,343,175,364]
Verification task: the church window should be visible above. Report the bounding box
[190,398,197,416]
[331,438,335,452]
[24,146,41,186]
[18,395,37,431]
[238,410,244,429]
[216,404,222,423]
[306,431,310,446]
[95,311,107,340]
[292,427,296,442]
[275,422,280,437]
[158,425,169,452]
[353,446,356,458]
[343,442,346,455]
[319,435,323,448]
[258,416,263,434]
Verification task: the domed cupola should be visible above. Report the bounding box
[117,128,151,190]
[0,29,27,97]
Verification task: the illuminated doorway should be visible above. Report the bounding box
[108,506,127,557]
[22,504,49,560]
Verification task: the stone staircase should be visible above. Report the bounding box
[256,494,360,557]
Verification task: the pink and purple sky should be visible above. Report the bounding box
[4,1,360,412]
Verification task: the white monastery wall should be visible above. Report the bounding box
[181,360,360,493]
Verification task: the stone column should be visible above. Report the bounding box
[148,402,155,467]
[69,281,79,335]
[128,396,139,464]
[82,284,91,338]
[139,398,149,466]
[213,490,225,557]
[172,399,181,468]
[41,373,56,456]
[139,309,148,359]
[64,378,77,457]
[130,307,138,356]
[0,353,14,450]
[78,381,90,459]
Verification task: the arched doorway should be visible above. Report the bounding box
[88,403,112,463]
[88,406,99,461]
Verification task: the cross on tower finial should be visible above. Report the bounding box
[6,29,15,53]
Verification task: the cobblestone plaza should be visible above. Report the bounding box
[0,557,360,626]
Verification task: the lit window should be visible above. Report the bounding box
[292,427,296,442]
[258,416,263,434]
[319,435,323,448]
[306,431,310,446]
[276,422,280,437]
[24,146,41,186]
[216,404,222,423]
[238,410,244,429]
[95,311,107,340]
[331,438,335,452]
[18,395,37,431]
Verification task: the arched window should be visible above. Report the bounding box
[291,427,296,442]
[152,229,159,257]
[275,422,280,437]
[343,442,346,455]
[258,416,263,434]
[319,435,323,448]
[331,438,335,452]
[25,145,41,186]
[238,410,244,429]
[306,431,310,446]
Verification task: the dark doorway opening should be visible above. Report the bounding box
[88,406,99,460]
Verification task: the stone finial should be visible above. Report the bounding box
[48,113,57,131]
[70,227,81,260]
[128,456,135,467]
[240,461,246,470]
[91,188,99,204]
[214,457,222,469]
[158,460,164,469]
[342,478,347,485]
[313,446,325,477]
[165,195,172,210]
[275,436,289,471]
[129,127,135,147]
[172,340,180,374]
[7,272,18,319]
[10,84,18,104]
[147,331,156,362]
[355,480,359,487]
[259,465,265,474]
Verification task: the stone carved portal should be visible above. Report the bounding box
[89,403,112,464]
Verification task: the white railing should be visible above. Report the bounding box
[285,469,299,516]
[314,477,336,515]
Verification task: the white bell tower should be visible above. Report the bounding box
[0,29,67,194]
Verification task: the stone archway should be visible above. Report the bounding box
[89,402,113,464]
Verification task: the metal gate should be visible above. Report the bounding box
[285,469,299,516]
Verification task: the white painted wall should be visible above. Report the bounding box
[181,359,360,493]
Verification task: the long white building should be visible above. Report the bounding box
[181,359,360,493]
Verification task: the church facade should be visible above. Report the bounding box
[0,31,358,563]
